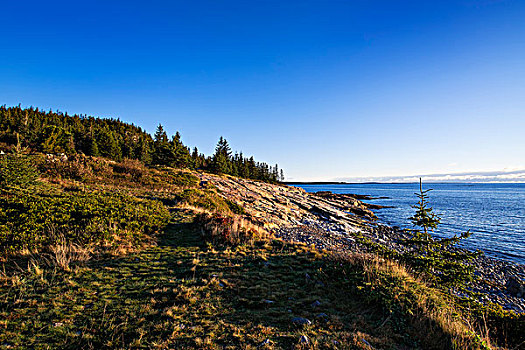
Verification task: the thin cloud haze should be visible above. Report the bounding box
[336,169,525,183]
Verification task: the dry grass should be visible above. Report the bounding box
[332,252,493,349]
[47,241,92,271]
[196,211,269,246]
[0,212,502,349]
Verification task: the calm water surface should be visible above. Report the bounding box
[292,183,525,265]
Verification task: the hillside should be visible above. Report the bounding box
[1,153,523,349]
[0,106,283,182]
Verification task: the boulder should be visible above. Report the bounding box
[506,276,525,297]
[291,317,312,326]
[299,335,309,344]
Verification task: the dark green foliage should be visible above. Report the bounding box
[210,136,283,182]
[152,125,191,168]
[402,179,479,287]
[0,187,170,254]
[171,131,191,168]
[152,124,172,166]
[0,106,151,163]
[97,127,122,161]
[212,136,232,174]
[0,154,39,188]
[409,180,441,237]
[41,125,75,154]
[0,106,283,184]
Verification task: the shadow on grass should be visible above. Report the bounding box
[0,218,457,349]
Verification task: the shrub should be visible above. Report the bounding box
[38,154,94,180]
[195,212,266,246]
[178,188,231,213]
[226,199,246,215]
[0,187,170,254]
[156,169,199,187]
[0,154,39,188]
[112,158,146,181]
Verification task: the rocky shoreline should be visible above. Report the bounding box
[198,172,525,314]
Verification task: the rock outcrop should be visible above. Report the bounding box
[197,172,525,313]
[198,173,377,233]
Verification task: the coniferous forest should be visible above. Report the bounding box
[0,105,283,182]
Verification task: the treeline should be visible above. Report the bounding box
[0,105,283,182]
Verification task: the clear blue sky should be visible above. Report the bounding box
[1,0,524,181]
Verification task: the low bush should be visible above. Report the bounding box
[0,187,170,255]
[112,158,146,181]
[38,154,96,180]
[151,169,199,187]
[325,253,491,350]
[225,199,246,215]
[178,188,232,213]
[0,154,39,188]
[195,212,267,245]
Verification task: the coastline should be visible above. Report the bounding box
[292,182,525,265]
[201,173,525,314]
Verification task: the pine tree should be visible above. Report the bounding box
[152,124,172,166]
[0,134,38,188]
[403,178,478,286]
[137,136,151,165]
[212,137,232,174]
[191,147,200,169]
[97,128,122,161]
[88,137,99,157]
[407,178,441,253]
[85,125,99,156]
[154,124,168,144]
[171,132,191,168]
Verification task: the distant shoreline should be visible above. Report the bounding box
[285,181,382,185]
[285,181,525,185]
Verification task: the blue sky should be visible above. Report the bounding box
[1,0,524,181]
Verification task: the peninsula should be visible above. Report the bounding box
[1,107,524,349]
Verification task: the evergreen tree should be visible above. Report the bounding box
[212,137,232,174]
[191,147,200,169]
[403,178,478,286]
[88,137,100,157]
[152,124,173,166]
[137,137,152,165]
[0,106,285,184]
[97,128,122,161]
[0,134,38,188]
[170,132,191,168]
[407,178,441,253]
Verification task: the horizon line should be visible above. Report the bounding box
[288,169,525,183]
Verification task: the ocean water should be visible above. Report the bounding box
[292,183,525,265]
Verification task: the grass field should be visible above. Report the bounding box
[0,157,516,349]
[1,207,490,349]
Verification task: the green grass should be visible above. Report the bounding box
[1,210,457,349]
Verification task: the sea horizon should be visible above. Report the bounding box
[288,181,525,185]
[294,182,525,265]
